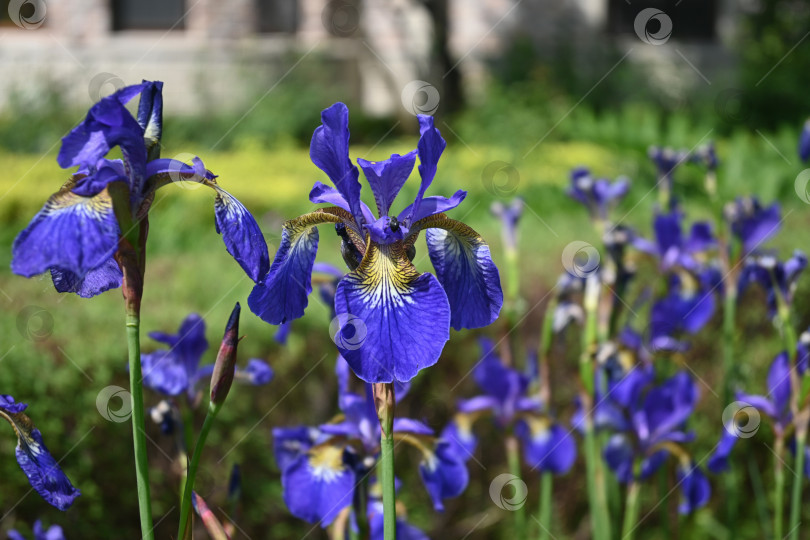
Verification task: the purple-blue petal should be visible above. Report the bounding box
[418,441,469,511]
[357,151,416,216]
[248,218,320,325]
[333,243,450,383]
[281,448,354,526]
[136,80,163,145]
[11,190,120,280]
[707,430,739,473]
[398,190,467,223]
[50,257,122,298]
[677,463,711,514]
[13,426,81,511]
[213,187,270,283]
[310,103,364,225]
[425,223,503,330]
[404,115,446,224]
[272,426,318,472]
[237,359,274,385]
[517,421,577,474]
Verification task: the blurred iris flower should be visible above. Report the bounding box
[708,340,810,474]
[591,367,710,514]
[799,120,810,162]
[7,520,66,540]
[249,102,503,383]
[140,313,273,400]
[443,338,577,475]
[0,395,80,511]
[272,356,468,526]
[632,210,716,273]
[10,81,268,297]
[566,167,629,222]
[738,251,807,316]
[724,197,781,257]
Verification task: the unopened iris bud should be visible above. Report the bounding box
[209,303,241,410]
[372,382,395,438]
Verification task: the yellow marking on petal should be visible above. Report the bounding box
[46,189,114,222]
[308,444,346,483]
[352,242,421,310]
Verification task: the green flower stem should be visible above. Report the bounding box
[380,427,396,540]
[374,382,396,540]
[126,312,155,540]
[506,436,526,539]
[178,404,218,540]
[538,472,553,540]
[721,289,740,536]
[789,430,806,540]
[774,434,785,540]
[620,481,641,540]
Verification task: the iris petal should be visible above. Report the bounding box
[418,441,469,511]
[404,115,446,223]
[50,257,122,298]
[136,80,163,152]
[0,403,80,511]
[518,421,577,474]
[422,216,503,330]
[357,151,416,216]
[11,188,119,279]
[398,190,467,224]
[281,446,354,526]
[249,210,343,324]
[310,103,365,225]
[309,182,375,227]
[334,241,451,382]
[212,186,270,283]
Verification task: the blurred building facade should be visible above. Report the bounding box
[0,0,739,116]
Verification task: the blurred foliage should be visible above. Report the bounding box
[737,0,810,129]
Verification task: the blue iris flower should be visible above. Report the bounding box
[490,198,524,253]
[11,81,268,297]
[7,520,66,540]
[738,251,807,316]
[566,167,629,222]
[708,342,810,474]
[140,313,273,400]
[444,338,577,475]
[583,365,710,513]
[632,210,716,273]
[724,197,781,257]
[248,103,503,383]
[273,356,469,525]
[273,262,345,345]
[0,395,80,511]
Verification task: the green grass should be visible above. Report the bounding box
[0,128,808,538]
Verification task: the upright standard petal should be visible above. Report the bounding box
[212,186,270,283]
[249,211,342,325]
[357,151,416,216]
[334,241,451,382]
[404,115,446,224]
[0,402,80,511]
[136,80,163,152]
[310,103,364,225]
[11,188,119,279]
[422,216,503,330]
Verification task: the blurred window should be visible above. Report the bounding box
[608,0,717,41]
[256,0,298,33]
[112,0,185,31]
